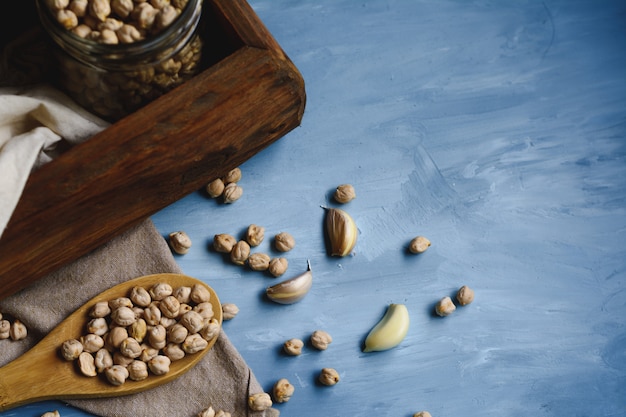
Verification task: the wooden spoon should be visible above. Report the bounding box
[0,273,222,411]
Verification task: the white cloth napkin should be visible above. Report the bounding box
[0,84,108,238]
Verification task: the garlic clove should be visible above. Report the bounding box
[266,260,312,304]
[323,207,358,257]
[363,303,410,352]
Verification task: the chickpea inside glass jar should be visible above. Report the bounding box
[36,0,204,121]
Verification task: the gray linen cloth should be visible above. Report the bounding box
[0,219,278,417]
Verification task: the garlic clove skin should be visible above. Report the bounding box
[324,207,358,257]
[363,303,410,352]
[266,261,312,304]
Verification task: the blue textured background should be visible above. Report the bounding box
[4,0,625,416]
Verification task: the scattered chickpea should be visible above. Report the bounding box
[409,236,431,254]
[197,406,216,417]
[222,167,242,184]
[310,330,333,350]
[274,232,296,252]
[245,224,265,247]
[435,296,456,317]
[456,285,475,306]
[230,240,250,265]
[213,233,237,253]
[272,378,294,403]
[318,367,340,386]
[215,411,231,417]
[169,231,192,254]
[413,412,432,417]
[206,178,225,198]
[221,303,239,321]
[334,184,356,203]
[222,182,243,203]
[268,257,288,277]
[248,253,271,271]
[9,319,27,341]
[283,338,304,356]
[248,392,272,412]
[41,411,60,417]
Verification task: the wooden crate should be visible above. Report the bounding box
[0,0,306,300]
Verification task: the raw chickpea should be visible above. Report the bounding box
[87,317,108,336]
[9,320,27,341]
[248,253,270,271]
[283,338,303,356]
[159,295,181,318]
[274,232,295,252]
[41,411,60,417]
[456,285,475,306]
[222,167,242,184]
[114,351,135,366]
[120,337,143,358]
[245,224,265,247]
[108,296,132,310]
[435,296,456,317]
[105,364,129,386]
[230,240,250,265]
[94,348,113,372]
[414,412,432,417]
[167,323,189,344]
[129,286,152,307]
[150,282,173,300]
[106,326,128,349]
[334,184,356,203]
[129,318,147,342]
[409,236,431,254]
[222,182,243,203]
[81,334,104,353]
[248,392,272,412]
[213,233,237,253]
[128,360,149,381]
[144,303,162,326]
[182,333,208,354]
[78,351,97,376]
[190,283,211,304]
[148,324,167,349]
[89,301,111,317]
[163,342,186,361]
[148,355,171,375]
[173,286,192,304]
[200,318,220,341]
[180,310,205,333]
[111,306,136,326]
[206,178,225,198]
[272,378,294,403]
[0,320,8,340]
[318,368,340,386]
[197,407,216,417]
[193,302,214,320]
[169,231,192,254]
[221,303,239,321]
[268,257,288,277]
[61,339,84,361]
[310,330,333,350]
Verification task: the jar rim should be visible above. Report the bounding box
[36,0,202,69]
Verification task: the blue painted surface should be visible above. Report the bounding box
[4,0,625,416]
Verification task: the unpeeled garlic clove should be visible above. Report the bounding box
[266,260,312,304]
[363,303,410,352]
[323,207,358,257]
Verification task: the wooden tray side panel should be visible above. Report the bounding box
[0,46,305,300]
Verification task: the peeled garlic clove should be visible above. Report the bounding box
[266,260,312,304]
[324,207,358,257]
[363,303,410,352]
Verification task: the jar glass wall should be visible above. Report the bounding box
[36,0,204,121]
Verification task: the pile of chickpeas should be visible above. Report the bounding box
[0,312,27,341]
[60,282,220,386]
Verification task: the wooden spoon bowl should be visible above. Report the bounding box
[0,273,222,411]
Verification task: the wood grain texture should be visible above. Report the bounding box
[0,274,222,411]
[0,0,306,301]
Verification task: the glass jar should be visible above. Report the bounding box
[36,0,204,122]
